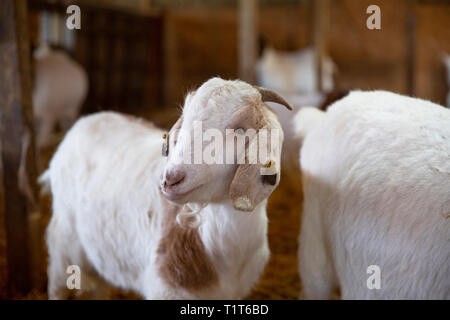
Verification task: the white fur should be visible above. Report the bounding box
[256,46,334,95]
[33,46,88,148]
[296,90,450,299]
[292,107,326,142]
[256,47,334,170]
[42,78,285,299]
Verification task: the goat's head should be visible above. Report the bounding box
[160,77,291,212]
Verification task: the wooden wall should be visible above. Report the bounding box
[163,5,311,105]
[74,6,164,113]
[0,0,41,298]
[28,1,164,114]
[26,1,450,110]
[329,0,410,94]
[164,8,238,106]
[414,4,450,104]
[163,0,450,106]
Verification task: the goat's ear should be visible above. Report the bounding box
[170,116,183,134]
[229,125,282,212]
[254,86,293,110]
[169,116,183,143]
[163,116,183,157]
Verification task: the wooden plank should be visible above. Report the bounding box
[313,0,330,92]
[0,0,41,297]
[406,11,416,97]
[238,0,258,83]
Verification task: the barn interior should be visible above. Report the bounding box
[0,0,449,300]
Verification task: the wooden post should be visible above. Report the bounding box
[238,0,258,83]
[0,0,41,297]
[313,0,330,92]
[406,11,416,97]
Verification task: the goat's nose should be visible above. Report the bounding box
[164,169,185,187]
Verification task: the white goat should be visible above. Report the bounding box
[256,46,334,95]
[256,46,335,171]
[295,90,450,299]
[33,46,88,148]
[41,77,291,299]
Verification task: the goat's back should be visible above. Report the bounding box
[46,112,165,289]
[33,50,88,120]
[300,90,450,299]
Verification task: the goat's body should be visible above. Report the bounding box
[33,48,88,147]
[256,47,334,94]
[297,91,450,299]
[45,112,269,299]
[257,47,333,172]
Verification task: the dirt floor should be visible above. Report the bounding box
[1,108,304,300]
[247,174,303,299]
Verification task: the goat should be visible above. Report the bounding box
[295,90,450,299]
[41,77,291,299]
[33,45,88,148]
[256,46,335,95]
[256,46,336,172]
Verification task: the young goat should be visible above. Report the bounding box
[256,46,335,95]
[295,90,450,299]
[42,77,291,299]
[33,46,88,148]
[256,46,337,173]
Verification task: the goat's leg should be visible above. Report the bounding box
[46,221,79,299]
[298,199,336,300]
[46,207,91,299]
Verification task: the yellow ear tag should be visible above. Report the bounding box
[261,160,277,185]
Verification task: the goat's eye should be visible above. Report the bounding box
[162,133,169,157]
[234,127,245,134]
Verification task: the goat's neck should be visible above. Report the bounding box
[198,200,268,266]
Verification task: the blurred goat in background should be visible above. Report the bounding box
[256,45,337,172]
[32,44,88,149]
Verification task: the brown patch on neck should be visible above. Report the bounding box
[156,198,218,291]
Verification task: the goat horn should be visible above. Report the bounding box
[254,86,293,110]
